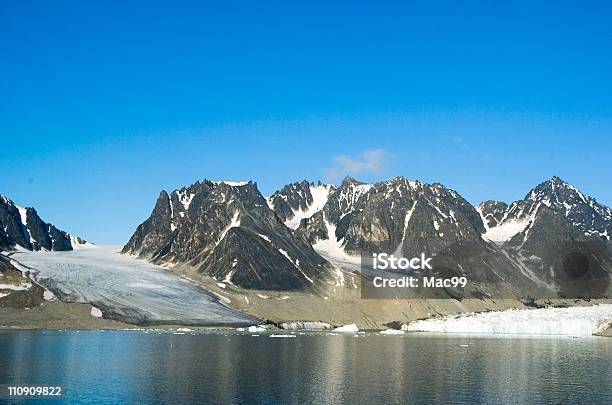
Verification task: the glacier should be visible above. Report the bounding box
[7,246,259,326]
[405,305,612,336]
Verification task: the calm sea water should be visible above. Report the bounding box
[0,331,610,404]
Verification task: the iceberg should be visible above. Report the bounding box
[90,306,103,318]
[247,325,268,333]
[405,304,612,336]
[333,323,359,333]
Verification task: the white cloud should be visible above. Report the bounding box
[325,149,390,180]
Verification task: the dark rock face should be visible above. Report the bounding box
[24,207,73,251]
[0,196,28,249]
[528,176,611,239]
[296,176,486,256]
[476,200,509,229]
[0,195,86,251]
[267,181,335,229]
[0,229,10,251]
[267,180,311,223]
[0,254,15,272]
[122,180,330,290]
[0,255,45,309]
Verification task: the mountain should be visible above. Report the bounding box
[478,176,611,243]
[122,180,330,290]
[287,175,610,299]
[0,194,89,251]
[295,176,485,257]
[266,181,335,229]
[281,176,539,299]
[476,177,612,297]
[125,175,611,298]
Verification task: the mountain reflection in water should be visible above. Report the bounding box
[0,331,610,404]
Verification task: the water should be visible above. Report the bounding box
[0,331,610,404]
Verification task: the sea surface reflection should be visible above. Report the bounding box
[0,331,610,404]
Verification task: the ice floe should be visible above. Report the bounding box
[333,323,359,333]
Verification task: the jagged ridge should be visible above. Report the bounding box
[0,194,89,252]
[122,180,330,290]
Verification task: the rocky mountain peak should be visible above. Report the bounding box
[267,181,335,229]
[0,194,90,251]
[479,177,611,243]
[528,176,575,199]
[476,200,509,229]
[341,176,362,186]
[294,176,485,261]
[123,179,330,290]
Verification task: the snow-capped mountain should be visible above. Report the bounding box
[478,176,612,244]
[476,177,611,297]
[296,176,485,257]
[122,180,330,290]
[0,194,90,252]
[289,175,610,298]
[286,176,539,299]
[124,175,611,297]
[267,181,335,229]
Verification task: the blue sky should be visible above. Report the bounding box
[1,1,611,244]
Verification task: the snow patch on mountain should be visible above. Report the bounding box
[479,199,542,243]
[256,233,271,242]
[336,183,372,215]
[176,189,195,210]
[70,235,96,250]
[16,205,34,243]
[265,197,275,210]
[16,206,27,227]
[90,306,103,318]
[394,201,417,255]
[284,184,332,229]
[482,218,530,242]
[223,270,235,284]
[312,216,361,268]
[278,248,313,283]
[215,211,240,248]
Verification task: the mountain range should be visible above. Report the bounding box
[123,176,612,297]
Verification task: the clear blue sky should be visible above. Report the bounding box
[1,1,611,244]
